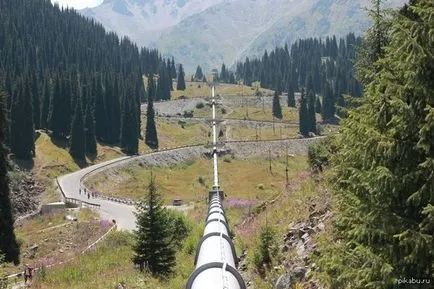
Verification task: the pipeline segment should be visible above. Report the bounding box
[186,87,246,289]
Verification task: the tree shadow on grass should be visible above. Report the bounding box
[72,156,87,169]
[49,133,69,150]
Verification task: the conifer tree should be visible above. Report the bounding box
[298,88,309,136]
[316,1,434,287]
[84,102,97,155]
[195,65,203,81]
[49,77,67,138]
[40,79,51,129]
[321,81,335,123]
[315,95,322,114]
[120,83,139,155]
[69,96,86,160]
[133,174,176,276]
[287,82,295,107]
[10,78,35,159]
[170,57,177,79]
[306,75,317,134]
[0,92,20,265]
[307,90,316,134]
[176,64,186,91]
[272,91,283,119]
[145,76,158,149]
[31,74,41,129]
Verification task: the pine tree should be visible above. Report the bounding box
[10,78,35,159]
[307,90,316,134]
[145,76,158,149]
[287,82,295,107]
[321,81,335,123]
[306,75,317,134]
[0,91,20,265]
[40,79,51,129]
[69,96,86,160]
[31,74,41,129]
[84,102,97,155]
[49,77,67,138]
[120,82,139,155]
[272,91,282,119]
[133,174,176,276]
[220,63,227,83]
[176,64,186,91]
[298,88,309,136]
[194,65,203,81]
[170,57,177,79]
[315,95,322,114]
[315,1,434,287]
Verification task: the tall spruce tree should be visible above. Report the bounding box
[298,88,309,136]
[315,95,322,114]
[133,174,176,276]
[49,77,67,138]
[316,1,434,287]
[194,65,203,81]
[170,57,177,79]
[176,64,186,91]
[287,82,295,107]
[272,91,283,119]
[306,75,317,134]
[321,80,336,123]
[120,83,139,155]
[10,78,35,159]
[69,96,86,160]
[145,76,158,149]
[0,92,20,265]
[40,79,51,129]
[84,102,97,155]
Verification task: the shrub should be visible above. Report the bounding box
[183,110,193,118]
[221,108,227,114]
[195,102,204,109]
[0,255,7,289]
[177,120,186,129]
[166,211,191,249]
[252,225,277,276]
[307,136,335,173]
[198,176,205,186]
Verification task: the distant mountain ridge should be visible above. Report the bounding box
[81,0,406,72]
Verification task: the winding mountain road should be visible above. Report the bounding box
[57,156,139,231]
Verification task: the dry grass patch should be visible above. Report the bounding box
[140,118,210,151]
[85,155,308,205]
[170,81,273,100]
[227,106,298,122]
[5,208,108,276]
[227,125,299,141]
[33,131,125,203]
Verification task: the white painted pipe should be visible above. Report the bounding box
[186,87,245,289]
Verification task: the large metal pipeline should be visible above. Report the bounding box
[186,87,246,289]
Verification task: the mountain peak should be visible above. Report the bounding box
[81,0,406,72]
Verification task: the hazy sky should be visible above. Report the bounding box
[51,0,103,10]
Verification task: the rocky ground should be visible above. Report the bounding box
[9,164,43,219]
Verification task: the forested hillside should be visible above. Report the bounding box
[0,0,174,158]
[234,34,363,128]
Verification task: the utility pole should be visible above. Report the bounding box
[255,125,259,141]
[268,148,272,174]
[285,153,289,187]
[273,117,275,134]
